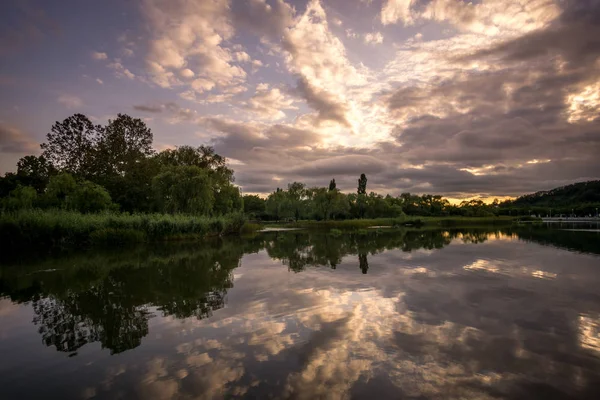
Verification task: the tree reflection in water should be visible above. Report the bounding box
[1,226,599,356]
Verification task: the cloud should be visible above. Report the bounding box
[5,0,600,198]
[107,60,135,79]
[242,85,298,120]
[141,0,246,93]
[91,51,107,60]
[364,32,383,44]
[381,0,560,36]
[57,94,83,109]
[381,0,417,26]
[0,123,39,154]
[133,104,165,113]
[289,155,387,177]
[295,76,350,127]
[96,78,103,85]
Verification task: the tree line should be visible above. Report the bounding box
[243,174,511,221]
[0,113,242,215]
[2,113,596,219]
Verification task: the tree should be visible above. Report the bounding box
[357,173,367,195]
[152,166,214,215]
[156,145,234,184]
[67,181,114,213]
[213,184,242,215]
[243,195,266,219]
[41,114,102,176]
[104,156,161,213]
[329,178,336,191]
[287,182,307,221]
[2,185,37,210]
[43,173,78,208]
[16,155,56,193]
[310,187,348,220]
[97,114,154,176]
[265,189,288,221]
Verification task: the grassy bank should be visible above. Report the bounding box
[264,216,518,230]
[0,209,246,250]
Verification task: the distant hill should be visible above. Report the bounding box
[502,181,600,208]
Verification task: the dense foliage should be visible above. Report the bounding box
[499,181,600,217]
[247,181,507,221]
[0,209,246,250]
[2,113,597,221]
[0,113,242,216]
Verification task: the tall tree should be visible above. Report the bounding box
[41,114,102,176]
[97,114,154,176]
[357,173,367,195]
[16,155,56,193]
[328,178,336,191]
[287,182,307,221]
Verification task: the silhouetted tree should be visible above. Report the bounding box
[41,114,102,177]
[329,178,336,191]
[16,155,56,193]
[357,173,367,195]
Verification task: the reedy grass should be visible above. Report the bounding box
[0,209,246,250]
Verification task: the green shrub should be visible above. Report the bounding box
[67,181,114,213]
[2,185,37,211]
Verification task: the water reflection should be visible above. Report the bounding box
[1,241,247,355]
[1,227,600,399]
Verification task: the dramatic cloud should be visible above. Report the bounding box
[141,0,245,92]
[242,85,298,120]
[1,0,599,195]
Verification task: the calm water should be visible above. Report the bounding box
[1,226,600,400]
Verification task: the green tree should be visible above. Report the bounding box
[266,189,292,221]
[287,182,307,221]
[243,195,266,219]
[2,185,37,210]
[102,157,160,213]
[310,187,348,220]
[41,114,102,176]
[213,184,242,215]
[156,145,234,184]
[43,173,78,208]
[152,166,214,215]
[67,181,114,213]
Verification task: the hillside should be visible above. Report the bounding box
[502,181,600,209]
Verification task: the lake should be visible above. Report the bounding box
[1,226,600,399]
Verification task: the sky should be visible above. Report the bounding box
[0,0,599,200]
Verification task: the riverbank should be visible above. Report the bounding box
[262,216,519,230]
[0,209,247,250]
